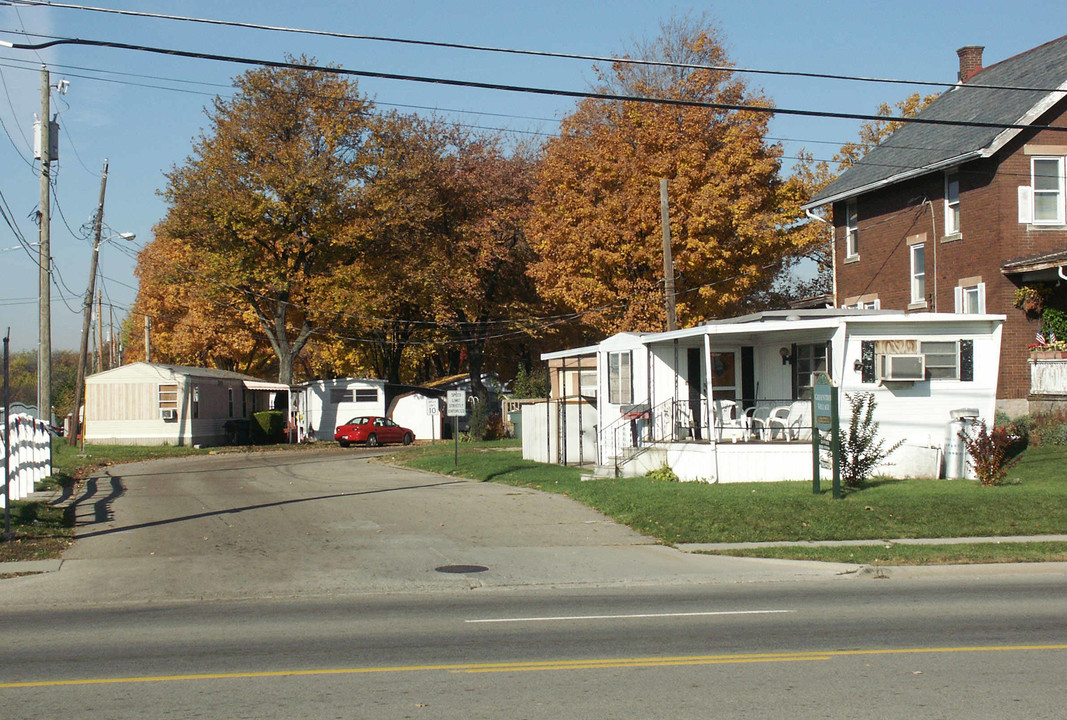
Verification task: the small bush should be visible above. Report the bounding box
[1031,409,1067,447]
[646,465,679,482]
[468,402,488,441]
[484,413,505,441]
[840,392,904,488]
[963,420,1019,486]
[251,411,285,444]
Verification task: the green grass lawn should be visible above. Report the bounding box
[397,442,1067,564]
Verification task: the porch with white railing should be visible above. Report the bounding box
[597,397,818,482]
[1029,352,1067,412]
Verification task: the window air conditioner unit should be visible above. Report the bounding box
[161,408,177,420]
[878,354,925,381]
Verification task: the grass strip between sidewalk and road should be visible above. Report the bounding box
[396,442,1067,565]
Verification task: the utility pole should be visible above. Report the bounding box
[37,66,51,426]
[144,315,151,362]
[660,178,678,332]
[70,160,108,446]
[108,303,115,369]
[95,290,104,373]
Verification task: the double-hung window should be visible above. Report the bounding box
[910,242,926,305]
[921,341,959,380]
[845,199,859,258]
[1032,157,1065,225]
[944,171,960,235]
[955,280,986,314]
[607,351,632,405]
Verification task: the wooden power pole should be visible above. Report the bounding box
[660,179,678,332]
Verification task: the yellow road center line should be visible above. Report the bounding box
[1,645,1064,689]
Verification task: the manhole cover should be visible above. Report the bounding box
[435,564,489,574]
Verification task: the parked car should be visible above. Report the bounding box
[334,416,414,447]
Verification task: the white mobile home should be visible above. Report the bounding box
[526,310,1004,482]
[296,378,387,441]
[84,363,290,446]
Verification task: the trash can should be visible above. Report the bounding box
[509,410,523,440]
[944,408,979,479]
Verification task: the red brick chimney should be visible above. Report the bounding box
[957,45,984,82]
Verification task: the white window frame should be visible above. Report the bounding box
[944,171,960,235]
[910,243,926,305]
[844,199,858,258]
[954,282,985,314]
[921,341,960,380]
[607,351,633,405]
[1031,156,1065,225]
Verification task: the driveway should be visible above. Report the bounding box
[4,449,852,606]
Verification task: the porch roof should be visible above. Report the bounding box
[638,310,1005,346]
[541,344,599,361]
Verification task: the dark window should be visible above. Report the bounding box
[792,343,829,400]
[355,389,378,402]
[330,389,354,404]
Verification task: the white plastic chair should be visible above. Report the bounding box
[767,401,810,441]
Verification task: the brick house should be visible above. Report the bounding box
[805,39,1067,414]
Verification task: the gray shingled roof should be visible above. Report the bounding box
[806,35,1067,208]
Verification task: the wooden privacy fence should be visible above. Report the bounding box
[2,414,52,507]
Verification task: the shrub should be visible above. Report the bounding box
[962,420,1019,486]
[510,364,548,398]
[468,401,489,441]
[251,411,285,444]
[484,413,505,441]
[1031,409,1067,447]
[840,392,904,488]
[646,465,679,482]
[1041,307,1067,342]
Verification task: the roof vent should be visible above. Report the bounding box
[957,45,984,83]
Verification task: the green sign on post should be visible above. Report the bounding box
[812,372,842,499]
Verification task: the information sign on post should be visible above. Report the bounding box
[446,390,467,417]
[812,372,841,499]
[446,390,467,466]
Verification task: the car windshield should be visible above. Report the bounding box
[345,417,370,426]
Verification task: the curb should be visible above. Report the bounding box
[678,535,1067,552]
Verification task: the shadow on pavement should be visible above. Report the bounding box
[73,478,464,539]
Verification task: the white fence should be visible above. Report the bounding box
[2,414,53,508]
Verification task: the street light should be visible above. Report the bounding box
[68,229,135,446]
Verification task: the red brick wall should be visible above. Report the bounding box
[833,103,1067,400]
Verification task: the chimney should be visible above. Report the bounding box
[957,45,984,82]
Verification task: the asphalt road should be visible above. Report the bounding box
[1,449,1064,719]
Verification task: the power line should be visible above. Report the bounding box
[3,35,1067,135]
[9,1,1067,96]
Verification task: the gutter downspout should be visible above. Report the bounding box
[805,209,837,307]
[924,199,938,312]
[1059,265,1067,282]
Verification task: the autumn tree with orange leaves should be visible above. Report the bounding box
[146,59,374,383]
[529,17,805,334]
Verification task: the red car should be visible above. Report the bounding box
[334,416,414,448]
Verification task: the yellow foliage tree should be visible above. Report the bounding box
[529,18,803,333]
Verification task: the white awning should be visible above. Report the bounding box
[243,380,292,392]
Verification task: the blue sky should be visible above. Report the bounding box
[1,0,1067,352]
